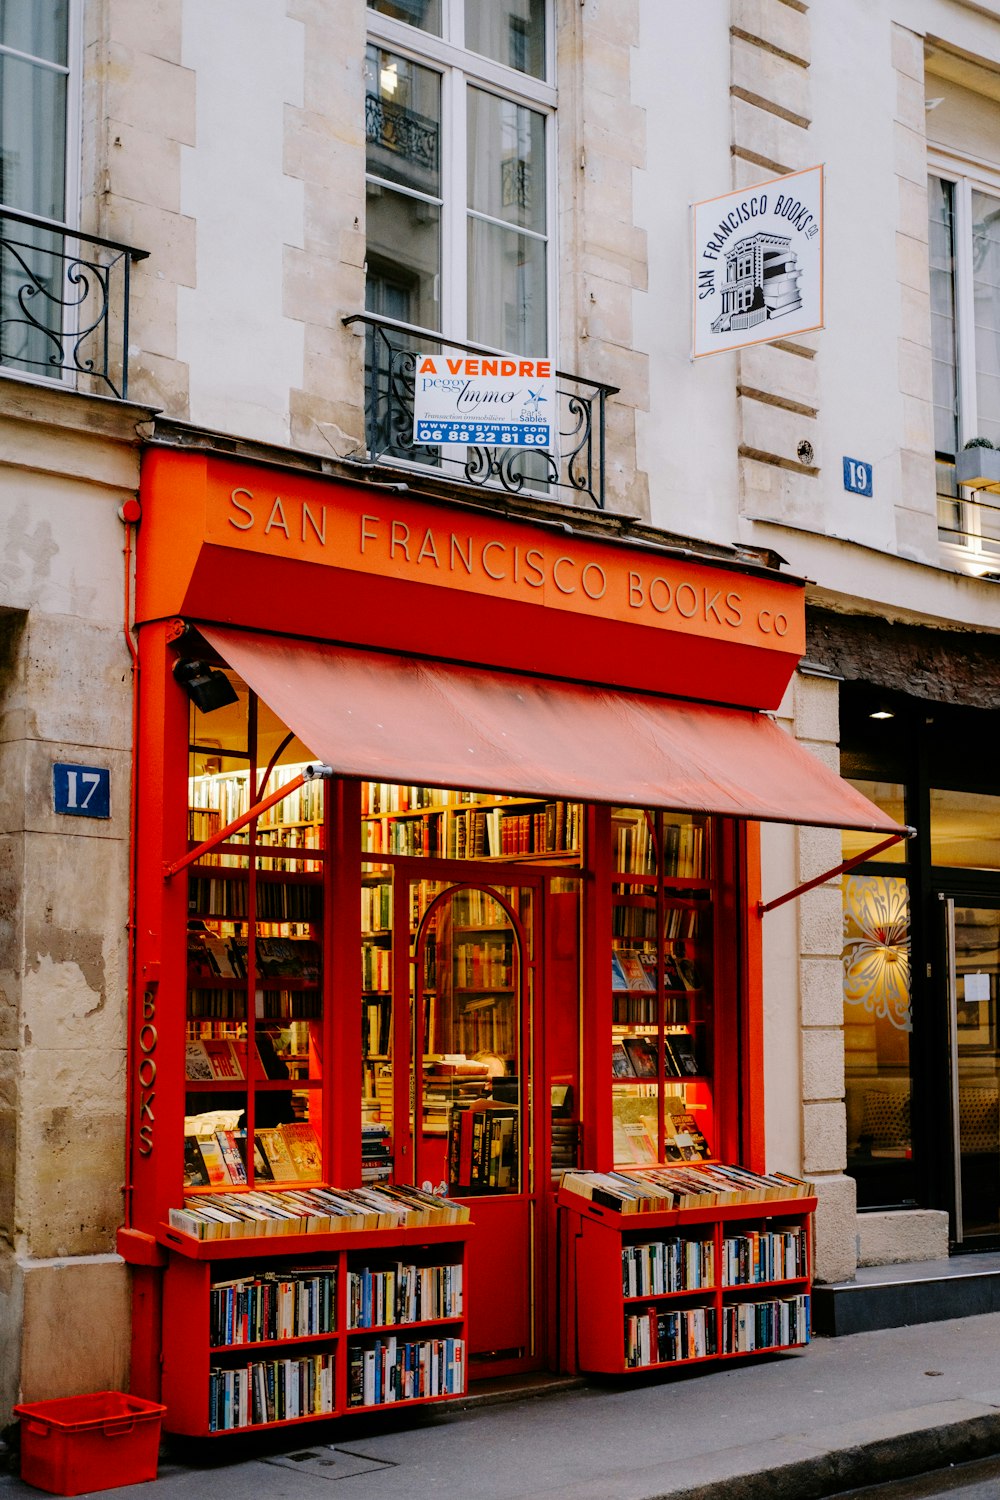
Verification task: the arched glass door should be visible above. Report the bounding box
[413,879,535,1367]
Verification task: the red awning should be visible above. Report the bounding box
[200,626,902,833]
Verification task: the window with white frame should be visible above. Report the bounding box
[365,0,554,357]
[929,169,1000,550]
[0,0,78,378]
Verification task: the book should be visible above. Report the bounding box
[183,1135,212,1186]
[665,1108,711,1160]
[611,951,629,991]
[621,1036,658,1079]
[203,1039,245,1082]
[675,957,702,991]
[195,1133,230,1186]
[216,1130,249,1184]
[611,1042,635,1078]
[669,1033,701,1077]
[257,1127,298,1182]
[185,1041,215,1082]
[282,1122,323,1181]
[618,951,655,992]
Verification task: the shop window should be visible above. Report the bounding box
[929,170,1000,550]
[841,780,907,865]
[0,0,77,377]
[365,0,553,354]
[360,780,581,1195]
[184,675,327,1189]
[610,808,718,1170]
[842,871,915,1206]
[930,787,1000,871]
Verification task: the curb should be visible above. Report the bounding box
[646,1410,1000,1500]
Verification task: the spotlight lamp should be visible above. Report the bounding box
[172,659,239,714]
[868,704,895,721]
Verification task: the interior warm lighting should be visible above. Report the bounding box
[869,706,895,720]
[380,61,398,96]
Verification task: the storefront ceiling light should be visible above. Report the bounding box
[869,705,895,720]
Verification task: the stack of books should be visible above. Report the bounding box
[561,1164,813,1213]
[168,1184,470,1240]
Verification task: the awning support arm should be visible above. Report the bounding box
[164,763,333,879]
[758,827,916,916]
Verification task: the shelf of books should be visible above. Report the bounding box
[184,763,326,1193]
[361,867,394,1187]
[558,1166,815,1376]
[159,1186,470,1435]
[360,782,582,862]
[610,809,716,1172]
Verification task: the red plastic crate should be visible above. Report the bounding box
[13,1391,166,1496]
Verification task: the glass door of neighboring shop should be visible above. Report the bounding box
[943,899,1000,1245]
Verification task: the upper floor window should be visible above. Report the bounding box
[1,0,78,380]
[0,0,71,220]
[365,0,554,357]
[930,170,1000,550]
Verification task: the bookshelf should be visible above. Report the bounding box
[184,762,326,1191]
[361,868,394,1184]
[159,1219,469,1434]
[360,784,582,862]
[558,1170,814,1376]
[609,809,716,1171]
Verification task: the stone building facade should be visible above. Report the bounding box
[1,0,999,1411]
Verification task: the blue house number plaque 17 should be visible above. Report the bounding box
[53,763,111,819]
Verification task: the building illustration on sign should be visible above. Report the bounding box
[710,232,803,334]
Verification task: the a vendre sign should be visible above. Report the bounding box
[412,354,555,449]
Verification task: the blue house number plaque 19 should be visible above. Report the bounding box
[843,457,873,496]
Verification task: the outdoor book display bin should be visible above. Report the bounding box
[13,1391,166,1496]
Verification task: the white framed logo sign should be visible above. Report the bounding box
[692,165,823,358]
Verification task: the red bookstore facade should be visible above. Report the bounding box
[119,443,899,1418]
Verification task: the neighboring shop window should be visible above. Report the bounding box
[930,787,1000,871]
[929,169,1000,551]
[0,0,76,376]
[365,0,553,352]
[841,780,907,866]
[841,773,915,1207]
[842,872,914,1203]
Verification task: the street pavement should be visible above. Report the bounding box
[3,1311,1000,1500]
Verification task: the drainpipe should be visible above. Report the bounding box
[119,497,142,1228]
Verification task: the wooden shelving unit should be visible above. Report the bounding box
[558,1183,815,1375]
[159,1222,469,1435]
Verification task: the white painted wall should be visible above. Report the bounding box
[178,0,306,445]
[632,0,741,548]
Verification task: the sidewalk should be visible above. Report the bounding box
[4,1313,1000,1500]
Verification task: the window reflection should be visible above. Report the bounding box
[841,780,907,864]
[368,0,442,37]
[931,788,1000,871]
[465,0,546,78]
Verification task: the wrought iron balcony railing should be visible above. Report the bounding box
[344,312,619,510]
[0,207,149,400]
[937,454,1000,557]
